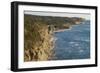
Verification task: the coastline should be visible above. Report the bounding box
[54,22,84,33]
[54,27,72,33]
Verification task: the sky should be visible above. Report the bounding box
[24,11,90,20]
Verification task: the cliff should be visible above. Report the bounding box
[24,14,84,61]
[24,15,54,61]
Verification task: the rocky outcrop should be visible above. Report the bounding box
[24,15,54,61]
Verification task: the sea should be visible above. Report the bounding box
[53,20,90,60]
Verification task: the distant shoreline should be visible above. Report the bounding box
[54,26,73,33]
[54,23,82,33]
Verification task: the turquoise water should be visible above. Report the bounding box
[53,21,90,60]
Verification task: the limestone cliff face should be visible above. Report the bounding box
[24,15,54,61]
